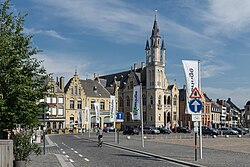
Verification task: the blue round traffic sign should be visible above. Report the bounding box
[189,99,202,113]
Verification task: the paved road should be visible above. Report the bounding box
[49,134,189,167]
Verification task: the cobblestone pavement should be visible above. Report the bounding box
[26,153,61,167]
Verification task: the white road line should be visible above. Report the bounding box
[62,151,65,154]
[60,149,63,151]
[71,148,74,150]
[79,154,83,157]
[69,159,74,163]
[84,158,90,162]
[65,155,69,158]
[74,151,78,154]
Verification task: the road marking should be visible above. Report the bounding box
[84,158,90,162]
[79,154,83,157]
[69,159,74,163]
[60,149,63,151]
[62,151,65,154]
[65,155,69,158]
[74,151,78,153]
[71,148,74,150]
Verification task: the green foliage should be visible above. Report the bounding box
[0,0,50,130]
[13,131,41,161]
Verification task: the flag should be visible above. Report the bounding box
[77,109,82,129]
[182,60,200,114]
[94,102,100,123]
[110,95,116,122]
[132,85,141,120]
[84,107,89,124]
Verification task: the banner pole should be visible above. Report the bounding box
[140,83,144,148]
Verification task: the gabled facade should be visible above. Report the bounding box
[44,77,66,130]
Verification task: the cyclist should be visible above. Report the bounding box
[96,128,103,146]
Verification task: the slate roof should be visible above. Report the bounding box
[99,68,146,89]
[80,79,110,98]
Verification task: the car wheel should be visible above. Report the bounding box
[123,132,126,135]
[131,132,134,135]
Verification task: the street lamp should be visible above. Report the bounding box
[38,101,49,155]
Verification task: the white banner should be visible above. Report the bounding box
[94,102,100,123]
[84,107,89,124]
[77,109,82,129]
[132,85,141,120]
[110,95,116,122]
[182,60,200,114]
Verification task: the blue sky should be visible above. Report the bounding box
[8,0,250,108]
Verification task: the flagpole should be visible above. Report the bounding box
[140,83,144,148]
[198,60,203,159]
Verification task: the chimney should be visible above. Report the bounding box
[141,62,145,69]
[59,76,64,92]
[134,63,137,71]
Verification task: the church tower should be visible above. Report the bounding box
[145,14,169,127]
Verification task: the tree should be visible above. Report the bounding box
[0,0,49,132]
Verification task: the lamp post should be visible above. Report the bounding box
[38,101,49,155]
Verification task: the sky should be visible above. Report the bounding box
[7,0,250,108]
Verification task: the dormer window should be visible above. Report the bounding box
[49,85,54,93]
[93,86,97,92]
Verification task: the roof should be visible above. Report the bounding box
[227,98,241,111]
[80,79,110,98]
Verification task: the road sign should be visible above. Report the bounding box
[189,99,202,113]
[189,87,202,98]
[116,112,124,122]
[192,114,201,121]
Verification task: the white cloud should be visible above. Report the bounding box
[204,86,250,108]
[24,28,68,40]
[203,0,250,36]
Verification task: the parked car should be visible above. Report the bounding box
[123,128,140,135]
[232,127,247,135]
[143,126,160,134]
[202,126,218,136]
[156,127,171,134]
[242,127,249,133]
[103,127,115,133]
[176,127,191,133]
[217,128,238,135]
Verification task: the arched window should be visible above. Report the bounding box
[126,112,130,121]
[150,96,154,105]
[173,95,177,106]
[77,99,82,109]
[164,95,167,105]
[158,95,161,105]
[119,96,123,107]
[126,96,130,107]
[167,96,171,105]
[142,94,146,106]
[70,98,74,109]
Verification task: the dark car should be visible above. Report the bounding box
[202,126,218,136]
[156,127,171,134]
[232,127,247,135]
[103,127,115,133]
[176,127,191,133]
[123,128,140,135]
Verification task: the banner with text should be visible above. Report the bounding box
[77,109,82,129]
[132,85,141,120]
[94,102,100,124]
[182,60,200,114]
[84,107,89,124]
[110,95,116,122]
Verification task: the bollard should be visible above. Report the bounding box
[127,136,131,140]
[213,135,217,138]
[238,135,242,138]
[225,135,229,138]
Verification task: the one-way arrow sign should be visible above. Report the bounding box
[189,99,202,113]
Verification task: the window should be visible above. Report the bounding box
[158,114,161,121]
[142,95,146,106]
[58,97,64,104]
[58,108,63,115]
[71,88,74,95]
[79,88,81,95]
[164,95,167,105]
[70,99,74,109]
[46,97,51,103]
[51,107,56,115]
[126,112,130,121]
[75,86,78,95]
[91,100,95,110]
[167,96,171,105]
[150,96,154,105]
[52,97,56,103]
[173,95,177,106]
[119,97,123,107]
[100,101,105,110]
[77,100,82,109]
[126,96,130,107]
[158,95,161,105]
[129,81,133,89]
[50,85,54,93]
